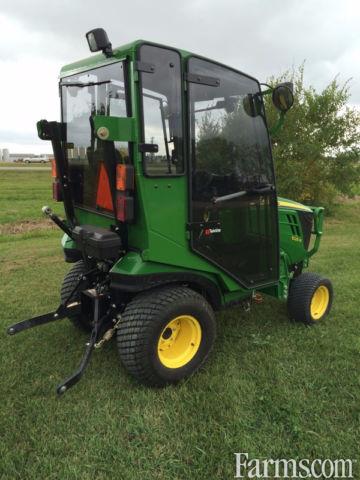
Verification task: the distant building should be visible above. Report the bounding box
[0,150,52,162]
[3,149,9,162]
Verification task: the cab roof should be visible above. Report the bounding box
[60,39,193,78]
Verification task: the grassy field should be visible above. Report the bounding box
[0,170,62,226]
[0,170,359,479]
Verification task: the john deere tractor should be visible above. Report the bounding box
[8,29,333,394]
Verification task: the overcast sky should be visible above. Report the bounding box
[0,0,359,154]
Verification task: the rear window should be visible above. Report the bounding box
[61,61,129,214]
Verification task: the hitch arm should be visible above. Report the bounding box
[7,303,80,336]
[7,267,96,336]
[56,294,108,396]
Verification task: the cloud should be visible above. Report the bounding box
[0,0,359,152]
[0,129,42,144]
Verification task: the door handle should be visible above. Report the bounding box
[249,184,275,194]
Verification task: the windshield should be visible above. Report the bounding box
[189,59,274,198]
[61,61,129,214]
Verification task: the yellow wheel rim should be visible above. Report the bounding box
[157,315,202,369]
[310,285,330,320]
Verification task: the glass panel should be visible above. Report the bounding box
[189,58,278,286]
[139,45,184,176]
[61,62,129,213]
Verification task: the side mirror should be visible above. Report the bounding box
[86,28,113,58]
[272,82,294,112]
[243,94,263,117]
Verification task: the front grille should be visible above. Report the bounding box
[286,213,301,236]
[297,211,314,250]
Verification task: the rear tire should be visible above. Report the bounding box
[60,260,92,332]
[287,272,333,325]
[117,286,216,387]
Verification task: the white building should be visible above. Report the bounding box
[2,149,9,162]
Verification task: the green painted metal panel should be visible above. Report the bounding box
[93,116,137,142]
[75,208,113,228]
[61,233,76,250]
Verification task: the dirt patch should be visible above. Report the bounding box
[337,195,360,202]
[0,219,57,235]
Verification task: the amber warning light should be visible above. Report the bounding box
[116,164,134,222]
[51,159,62,202]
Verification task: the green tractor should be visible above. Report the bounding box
[8,29,333,394]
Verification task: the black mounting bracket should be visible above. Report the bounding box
[36,119,77,227]
[135,61,155,73]
[185,72,220,87]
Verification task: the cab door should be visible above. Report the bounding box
[136,44,188,263]
[187,57,279,288]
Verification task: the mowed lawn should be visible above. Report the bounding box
[0,170,359,479]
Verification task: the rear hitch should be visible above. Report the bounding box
[42,205,74,239]
[6,267,111,396]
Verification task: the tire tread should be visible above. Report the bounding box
[288,272,333,325]
[117,286,215,386]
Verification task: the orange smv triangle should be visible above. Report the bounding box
[96,162,114,211]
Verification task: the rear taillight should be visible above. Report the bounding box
[116,164,134,222]
[51,158,57,178]
[116,164,134,191]
[116,194,134,222]
[52,181,62,201]
[51,159,62,202]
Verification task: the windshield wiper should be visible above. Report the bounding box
[213,184,274,204]
[60,80,111,88]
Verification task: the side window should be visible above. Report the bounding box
[139,44,184,176]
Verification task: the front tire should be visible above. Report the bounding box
[287,272,333,325]
[117,286,216,387]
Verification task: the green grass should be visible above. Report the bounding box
[0,170,62,225]
[0,172,359,479]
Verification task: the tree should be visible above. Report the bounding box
[265,65,360,207]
